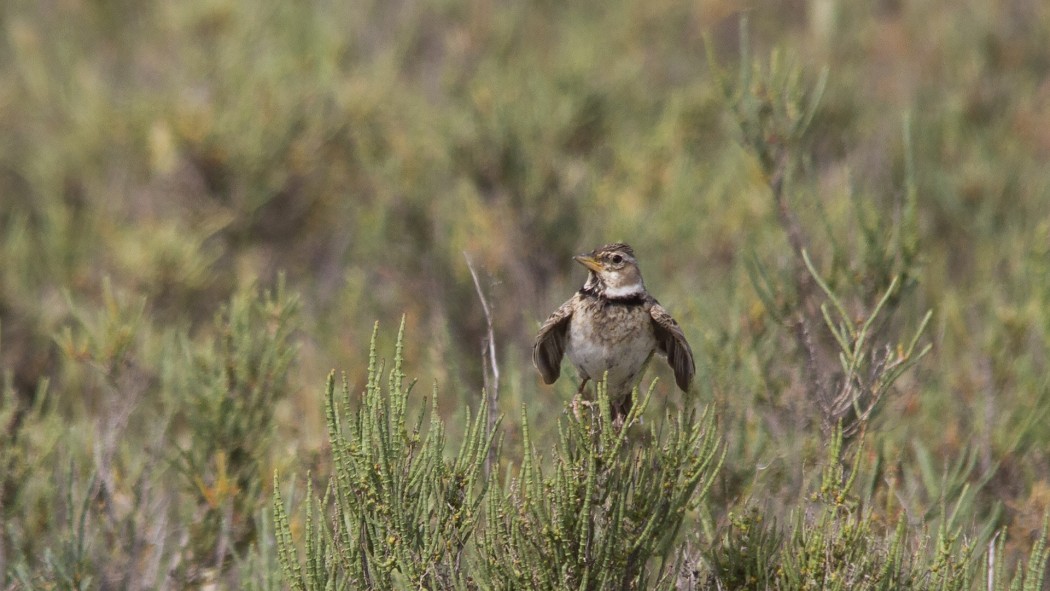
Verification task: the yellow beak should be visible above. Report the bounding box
[573,255,603,273]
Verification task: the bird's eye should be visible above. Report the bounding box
[611,254,623,264]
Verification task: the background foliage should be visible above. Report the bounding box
[1,0,1050,588]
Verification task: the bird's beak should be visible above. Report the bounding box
[574,254,603,273]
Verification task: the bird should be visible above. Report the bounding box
[533,243,695,423]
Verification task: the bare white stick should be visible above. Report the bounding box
[464,252,499,476]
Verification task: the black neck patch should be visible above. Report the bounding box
[604,293,646,306]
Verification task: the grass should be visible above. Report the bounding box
[2,0,1050,588]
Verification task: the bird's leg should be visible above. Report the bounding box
[571,377,592,420]
[609,393,636,431]
[614,394,633,420]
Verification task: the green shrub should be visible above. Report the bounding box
[275,323,724,590]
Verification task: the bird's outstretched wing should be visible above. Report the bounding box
[533,297,575,384]
[650,303,695,391]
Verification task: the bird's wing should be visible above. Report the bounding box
[533,297,575,385]
[650,302,695,391]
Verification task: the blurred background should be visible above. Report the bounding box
[2,0,1050,587]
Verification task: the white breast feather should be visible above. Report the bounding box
[566,311,656,392]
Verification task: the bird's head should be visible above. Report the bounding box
[576,243,645,298]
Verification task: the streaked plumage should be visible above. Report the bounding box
[533,243,694,421]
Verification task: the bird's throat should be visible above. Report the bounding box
[602,282,645,299]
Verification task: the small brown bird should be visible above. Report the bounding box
[533,243,695,421]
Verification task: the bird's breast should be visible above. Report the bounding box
[565,302,656,394]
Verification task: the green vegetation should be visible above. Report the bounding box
[2,0,1050,588]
